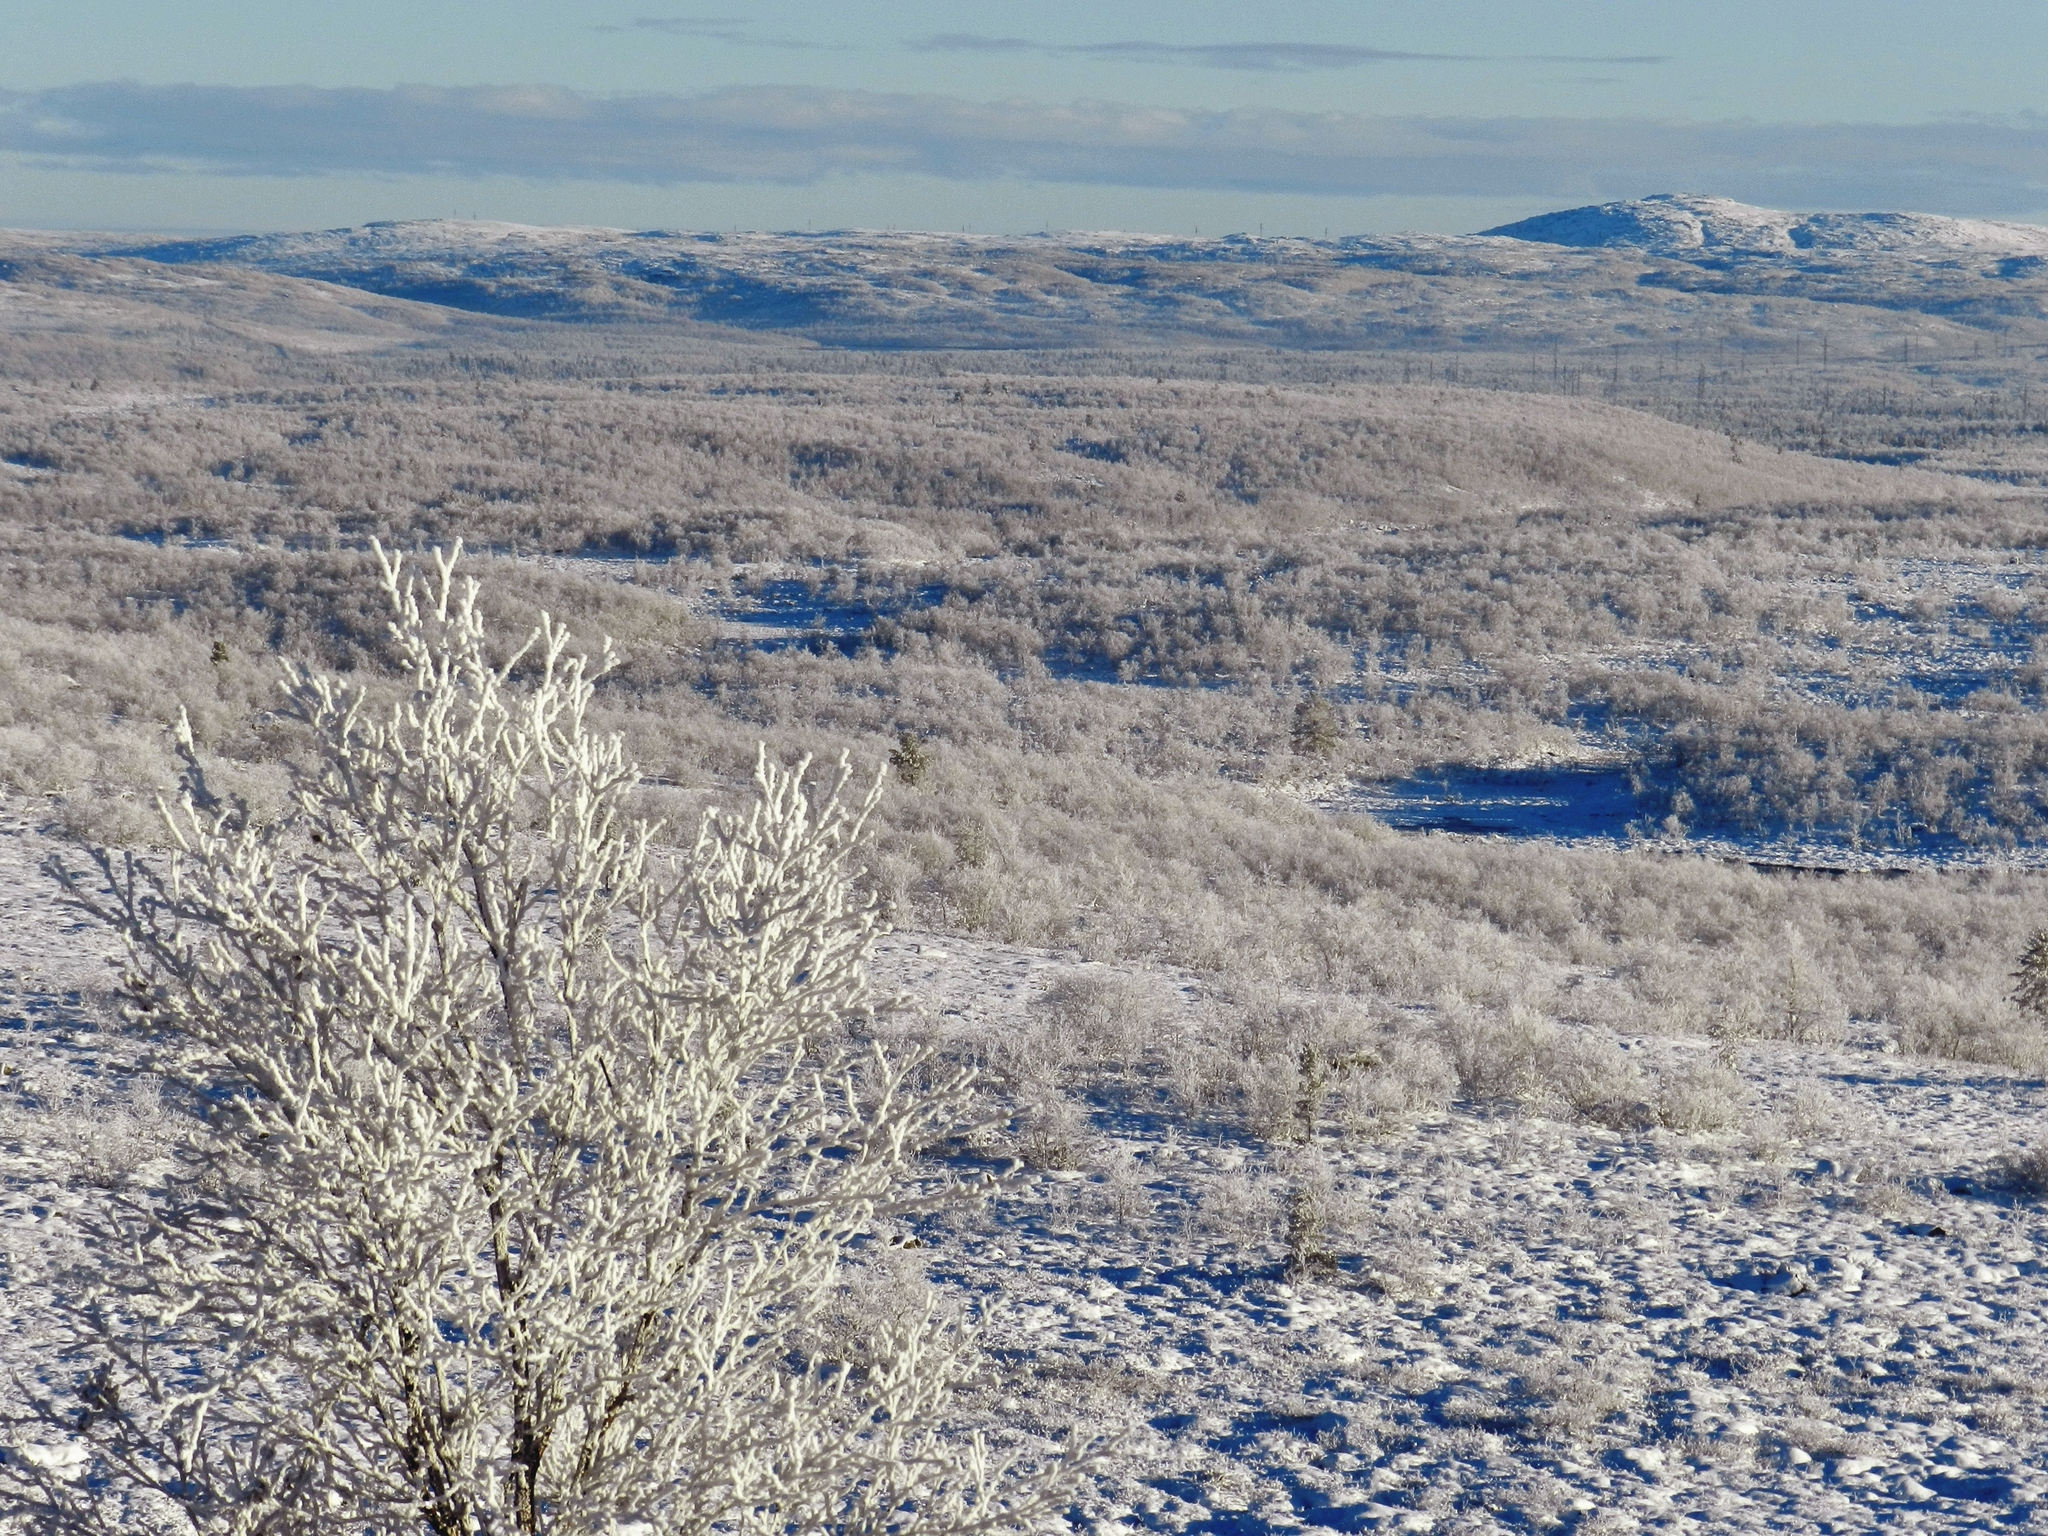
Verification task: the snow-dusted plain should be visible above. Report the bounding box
[6,806,2047,1534]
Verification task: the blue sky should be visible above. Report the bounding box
[4,1,2047,234]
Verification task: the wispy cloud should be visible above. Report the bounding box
[591,15,836,50]
[5,81,2048,217]
[594,16,748,39]
[908,34,1667,71]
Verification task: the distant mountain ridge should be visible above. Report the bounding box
[1484,192,2048,261]
[49,193,2048,350]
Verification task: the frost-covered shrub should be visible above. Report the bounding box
[2015,927,2048,1021]
[1784,1084,1849,1143]
[62,1082,176,1189]
[13,550,1078,1536]
[1655,1058,1748,1134]
[8,1059,177,1190]
[990,969,1179,1110]
[1015,1091,1090,1172]
[1289,696,1341,758]
[1284,1180,1338,1278]
[1603,941,1729,1038]
[1850,1166,1923,1220]
[1163,1033,1229,1115]
[1888,972,2047,1071]
[1548,1032,1656,1131]
[1769,931,1851,1046]
[807,1236,948,1381]
[1992,1146,2048,1200]
[1437,999,1558,1105]
[888,728,934,787]
[1745,1112,1794,1165]
[1196,1166,1280,1252]
[1094,1144,1154,1225]
[1231,1044,1313,1143]
[989,1009,1085,1094]
[1033,969,1172,1070]
[1508,1331,1645,1439]
[1335,1034,1458,1135]
[1203,993,1396,1142]
[1277,1151,1352,1278]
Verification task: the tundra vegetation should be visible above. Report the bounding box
[3,230,2048,1529]
[4,262,2048,1079]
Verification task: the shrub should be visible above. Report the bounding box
[1992,1146,2048,1200]
[14,548,1076,1536]
[889,729,934,787]
[1284,1176,1339,1278]
[1655,1058,1748,1134]
[1890,972,2046,1072]
[1015,1091,1090,1172]
[1032,969,1171,1071]
[1290,697,1341,758]
[1771,931,1850,1046]
[1549,1032,1656,1131]
[1334,1034,1457,1135]
[1438,999,1558,1105]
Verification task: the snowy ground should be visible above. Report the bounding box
[5,810,2048,1532]
[871,935,2048,1534]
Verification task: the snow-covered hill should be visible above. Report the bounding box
[1484,192,2048,261]
[98,219,1590,347]
[76,194,2048,349]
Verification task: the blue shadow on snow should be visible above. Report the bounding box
[1362,766,1645,841]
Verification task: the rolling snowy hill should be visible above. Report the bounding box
[1484,192,2048,261]
[80,194,2048,350]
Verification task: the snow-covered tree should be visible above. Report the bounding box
[11,545,1074,1536]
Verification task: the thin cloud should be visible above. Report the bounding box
[1075,42,1489,69]
[606,15,753,33]
[600,15,749,36]
[912,34,1039,55]
[592,15,837,50]
[907,34,1666,70]
[4,81,2048,216]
